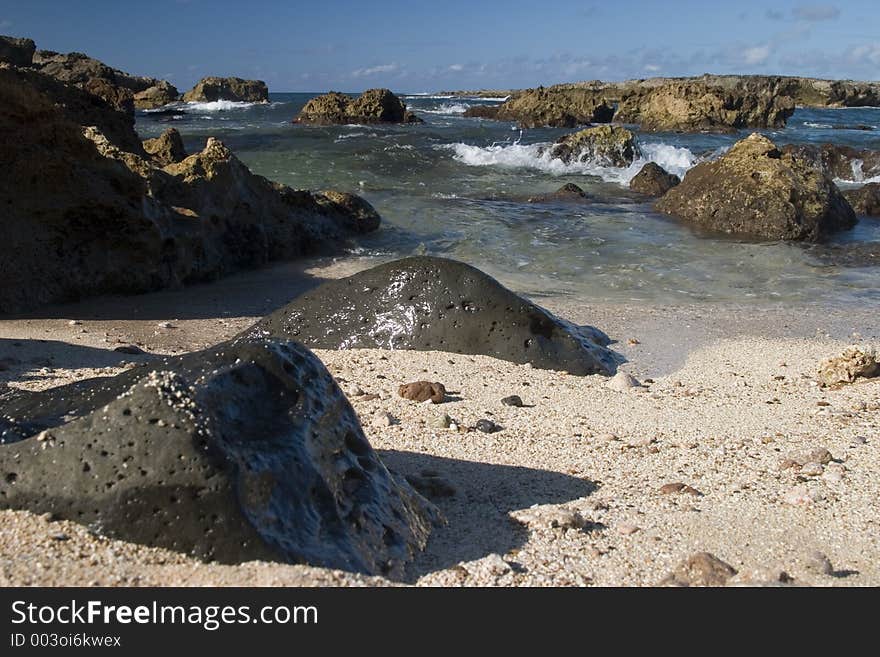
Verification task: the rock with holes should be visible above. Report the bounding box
[0,337,438,577]
[244,256,618,376]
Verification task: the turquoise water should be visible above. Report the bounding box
[136,93,880,305]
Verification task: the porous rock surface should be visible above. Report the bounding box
[0,337,437,576]
[245,256,618,376]
[546,125,639,167]
[183,76,268,103]
[294,88,422,125]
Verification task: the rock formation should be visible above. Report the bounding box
[655,133,857,241]
[0,337,438,576]
[843,183,880,216]
[142,127,187,165]
[629,162,680,196]
[781,143,880,182]
[294,88,423,125]
[0,63,380,313]
[0,35,35,67]
[546,125,639,167]
[464,85,614,128]
[183,76,269,103]
[245,256,618,376]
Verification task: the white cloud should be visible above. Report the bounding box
[644,63,661,72]
[743,44,772,65]
[350,63,399,78]
[792,4,840,21]
[448,64,464,72]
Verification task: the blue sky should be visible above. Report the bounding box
[1,1,878,92]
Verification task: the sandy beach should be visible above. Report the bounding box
[2,258,877,587]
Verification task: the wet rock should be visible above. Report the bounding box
[142,127,187,166]
[0,337,438,576]
[817,345,879,385]
[656,133,857,241]
[245,256,618,376]
[314,190,382,233]
[781,143,880,182]
[629,162,680,196]
[475,419,500,433]
[294,88,422,125]
[547,125,639,167]
[0,35,36,67]
[526,183,590,203]
[398,381,447,404]
[183,77,268,103]
[660,552,737,586]
[843,183,880,216]
[501,395,524,407]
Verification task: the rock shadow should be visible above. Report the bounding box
[378,450,597,582]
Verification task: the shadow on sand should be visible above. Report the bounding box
[378,450,597,582]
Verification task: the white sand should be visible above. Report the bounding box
[1,259,878,586]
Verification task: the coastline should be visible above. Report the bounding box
[2,257,877,586]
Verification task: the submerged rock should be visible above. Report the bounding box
[547,125,639,167]
[656,133,857,241]
[843,183,880,216]
[245,256,618,376]
[183,76,268,103]
[629,162,680,197]
[526,183,590,203]
[0,337,437,576]
[294,88,422,125]
[142,127,187,165]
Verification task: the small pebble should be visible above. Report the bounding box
[430,413,452,429]
[475,419,500,433]
[501,395,524,407]
[617,523,640,535]
[606,372,641,392]
[803,550,834,576]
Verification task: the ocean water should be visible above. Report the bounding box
[136,93,880,306]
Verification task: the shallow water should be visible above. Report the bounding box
[136,94,880,306]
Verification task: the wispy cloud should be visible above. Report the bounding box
[350,63,399,78]
[792,4,841,21]
[743,44,772,65]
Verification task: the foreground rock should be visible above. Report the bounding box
[843,183,880,216]
[656,133,857,241]
[546,125,639,167]
[0,337,437,576]
[294,88,422,125]
[0,64,380,313]
[629,162,680,196]
[245,256,618,375]
[142,127,187,165]
[464,86,614,128]
[183,76,268,103]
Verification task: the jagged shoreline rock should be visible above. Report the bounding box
[656,133,857,241]
[183,76,268,103]
[630,162,680,197]
[843,183,880,216]
[244,256,618,376]
[781,143,880,182]
[546,125,639,167]
[464,86,614,128]
[0,337,438,576]
[0,60,380,313]
[294,88,423,125]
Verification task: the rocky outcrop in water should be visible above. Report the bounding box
[780,143,880,182]
[629,162,680,197]
[843,183,880,216]
[183,76,269,103]
[546,125,639,167]
[614,78,795,132]
[0,35,35,67]
[526,183,590,203]
[245,256,618,376]
[0,64,381,313]
[294,89,423,125]
[133,80,180,109]
[0,337,437,576]
[463,86,614,128]
[656,133,857,241]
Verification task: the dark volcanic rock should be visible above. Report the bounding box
[183,76,269,103]
[843,183,880,216]
[526,183,590,203]
[245,257,618,376]
[0,337,437,576]
[656,133,857,241]
[629,162,680,197]
[294,88,423,125]
[0,35,35,67]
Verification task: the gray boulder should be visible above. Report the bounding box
[245,256,618,376]
[0,337,437,576]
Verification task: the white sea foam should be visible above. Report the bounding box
[418,103,470,115]
[804,121,834,129]
[183,100,262,112]
[834,158,880,184]
[444,139,699,185]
